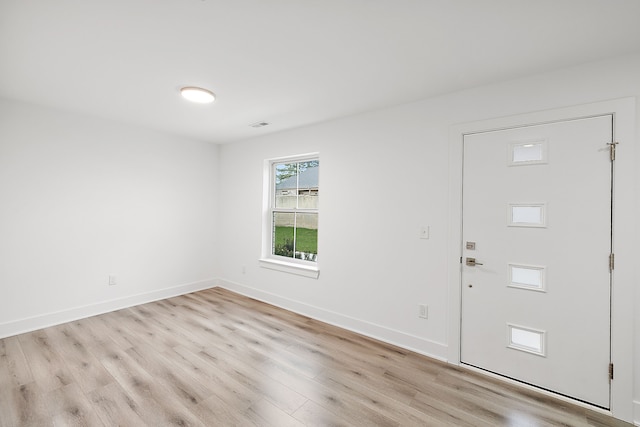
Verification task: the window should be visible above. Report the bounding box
[260,154,319,278]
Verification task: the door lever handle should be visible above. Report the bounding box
[466,257,483,266]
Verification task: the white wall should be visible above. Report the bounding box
[0,99,219,335]
[217,53,640,422]
[0,53,637,422]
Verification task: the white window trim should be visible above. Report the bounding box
[258,258,319,279]
[260,152,319,278]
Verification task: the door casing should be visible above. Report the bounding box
[446,98,635,423]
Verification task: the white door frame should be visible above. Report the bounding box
[447,98,635,423]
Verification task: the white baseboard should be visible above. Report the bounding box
[634,400,640,426]
[218,279,448,361]
[0,278,218,339]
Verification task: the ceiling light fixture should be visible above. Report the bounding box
[180,86,216,104]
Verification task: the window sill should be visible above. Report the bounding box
[259,258,319,279]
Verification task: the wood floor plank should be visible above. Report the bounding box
[96,344,206,427]
[217,352,308,415]
[83,311,137,352]
[0,382,52,427]
[0,336,33,389]
[168,344,264,412]
[44,324,114,393]
[245,398,306,427]
[411,384,520,426]
[318,361,417,406]
[87,382,149,427]
[0,287,632,427]
[143,299,233,351]
[435,367,593,425]
[17,330,74,392]
[291,399,352,427]
[191,393,261,426]
[315,370,444,426]
[204,324,324,380]
[409,390,489,427]
[45,383,106,426]
[108,307,182,353]
[124,342,215,408]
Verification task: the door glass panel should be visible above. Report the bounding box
[508,324,546,356]
[509,140,547,165]
[509,264,545,291]
[509,204,546,227]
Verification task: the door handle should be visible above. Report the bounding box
[466,257,483,266]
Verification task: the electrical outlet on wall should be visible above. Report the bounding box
[108,275,117,286]
[418,304,428,319]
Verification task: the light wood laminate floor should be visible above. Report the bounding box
[0,287,631,426]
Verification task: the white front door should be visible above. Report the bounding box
[461,115,613,408]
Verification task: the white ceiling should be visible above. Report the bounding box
[2,0,640,144]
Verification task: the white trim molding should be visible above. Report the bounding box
[635,400,640,426]
[0,278,218,339]
[447,98,636,423]
[259,258,319,279]
[218,279,448,361]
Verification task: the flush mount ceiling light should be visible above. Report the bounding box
[180,86,216,104]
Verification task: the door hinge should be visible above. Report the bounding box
[609,363,614,380]
[607,141,619,161]
[609,253,615,271]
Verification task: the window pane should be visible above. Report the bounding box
[297,161,319,209]
[295,213,318,261]
[275,163,298,208]
[273,212,295,258]
[274,161,319,209]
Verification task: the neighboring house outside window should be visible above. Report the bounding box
[260,154,319,278]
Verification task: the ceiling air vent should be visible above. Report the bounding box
[249,121,270,128]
